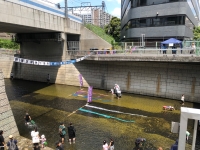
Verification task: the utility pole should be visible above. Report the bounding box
[65,0,68,18]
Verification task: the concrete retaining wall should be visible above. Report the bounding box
[0,56,14,78]
[0,69,19,139]
[80,26,112,50]
[2,60,199,103]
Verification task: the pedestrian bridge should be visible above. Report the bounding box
[0,0,82,34]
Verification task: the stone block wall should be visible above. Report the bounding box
[0,56,14,78]
[0,69,19,139]
[11,60,200,103]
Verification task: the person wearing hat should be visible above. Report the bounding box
[55,141,63,150]
[7,135,18,150]
[0,130,5,150]
[40,135,46,148]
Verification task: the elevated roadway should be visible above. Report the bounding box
[0,0,82,34]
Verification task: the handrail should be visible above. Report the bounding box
[1,48,199,58]
[66,48,200,56]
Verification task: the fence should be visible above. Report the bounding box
[66,47,200,57]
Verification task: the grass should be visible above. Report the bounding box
[0,38,19,49]
[85,24,115,45]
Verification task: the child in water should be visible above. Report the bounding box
[40,134,47,148]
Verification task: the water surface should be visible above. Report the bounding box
[5,79,200,150]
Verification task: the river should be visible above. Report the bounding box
[4,79,200,150]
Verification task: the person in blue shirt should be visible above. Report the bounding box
[59,123,66,144]
[171,140,178,150]
[7,135,18,150]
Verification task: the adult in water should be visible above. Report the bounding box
[24,112,31,125]
[114,84,121,99]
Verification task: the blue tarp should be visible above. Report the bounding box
[161,38,182,44]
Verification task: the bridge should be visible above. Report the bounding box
[0,0,81,33]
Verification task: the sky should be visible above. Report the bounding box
[47,0,121,18]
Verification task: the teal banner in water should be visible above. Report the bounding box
[79,108,135,123]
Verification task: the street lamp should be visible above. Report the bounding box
[123,36,126,51]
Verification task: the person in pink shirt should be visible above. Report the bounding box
[102,140,109,150]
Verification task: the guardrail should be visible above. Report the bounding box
[66,48,200,56]
[1,48,199,58]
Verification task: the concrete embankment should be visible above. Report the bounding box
[0,54,200,103]
[0,69,19,139]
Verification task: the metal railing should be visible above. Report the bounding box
[1,48,199,58]
[66,48,200,57]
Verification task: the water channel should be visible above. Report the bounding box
[5,79,200,150]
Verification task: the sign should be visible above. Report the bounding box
[87,86,93,103]
[79,74,83,87]
[169,43,174,46]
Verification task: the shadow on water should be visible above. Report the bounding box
[5,79,52,100]
[4,79,200,150]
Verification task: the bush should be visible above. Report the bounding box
[0,39,19,50]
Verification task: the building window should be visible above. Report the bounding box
[123,15,191,29]
[122,1,131,19]
[131,0,186,8]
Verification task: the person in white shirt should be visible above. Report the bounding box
[181,94,184,105]
[190,43,196,54]
[114,84,121,99]
[186,131,190,142]
[31,127,40,150]
[102,140,110,150]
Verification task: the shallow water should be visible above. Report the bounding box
[5,79,200,150]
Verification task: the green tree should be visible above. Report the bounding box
[193,26,200,40]
[104,17,121,42]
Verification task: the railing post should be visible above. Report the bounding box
[196,42,199,56]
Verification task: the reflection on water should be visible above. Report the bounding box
[5,79,200,150]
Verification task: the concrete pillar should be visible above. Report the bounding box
[62,33,67,61]
[178,111,187,150]
[192,120,198,150]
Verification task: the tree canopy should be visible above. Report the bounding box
[104,17,121,42]
[193,26,200,40]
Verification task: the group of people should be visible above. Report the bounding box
[161,42,196,54]
[23,112,76,150]
[0,130,18,150]
[58,122,76,145]
[31,127,47,150]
